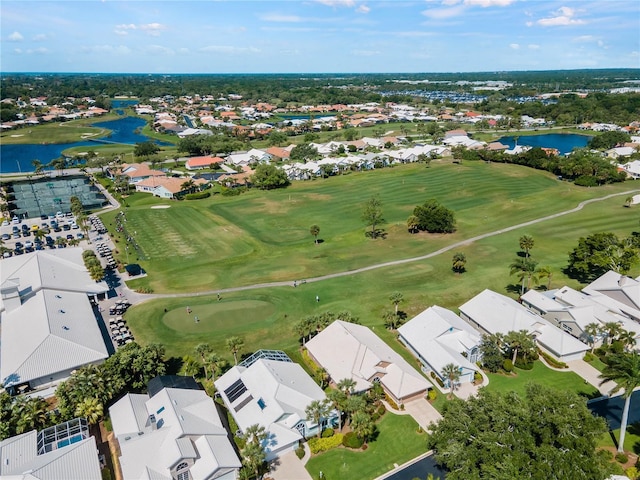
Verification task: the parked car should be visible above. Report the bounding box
[66,234,74,240]
[1,220,9,227]
[25,241,33,249]
[1,233,10,241]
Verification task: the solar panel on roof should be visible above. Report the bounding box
[224,379,247,403]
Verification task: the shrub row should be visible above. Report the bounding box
[308,433,344,454]
[184,191,211,200]
[321,428,334,438]
[539,350,568,369]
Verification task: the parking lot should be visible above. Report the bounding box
[0,212,86,257]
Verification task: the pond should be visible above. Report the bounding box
[1,115,173,174]
[496,133,592,156]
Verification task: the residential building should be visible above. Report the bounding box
[459,289,589,362]
[215,350,337,460]
[0,418,101,480]
[185,155,225,171]
[398,306,481,386]
[305,320,431,405]
[0,248,109,395]
[109,376,241,480]
[134,177,209,199]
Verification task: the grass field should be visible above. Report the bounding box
[105,161,640,294]
[485,361,600,398]
[598,424,640,454]
[304,413,427,480]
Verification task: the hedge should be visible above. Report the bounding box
[185,191,211,200]
[539,350,568,369]
[342,432,364,449]
[503,359,513,372]
[308,434,344,454]
[295,446,305,459]
[322,428,334,438]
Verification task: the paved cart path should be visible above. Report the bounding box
[118,189,638,304]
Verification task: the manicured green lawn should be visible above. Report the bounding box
[597,423,640,454]
[305,413,427,480]
[0,114,121,144]
[585,355,608,373]
[485,361,599,398]
[107,161,639,294]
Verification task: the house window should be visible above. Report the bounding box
[257,398,266,410]
[176,462,189,471]
[176,471,190,480]
[295,422,306,437]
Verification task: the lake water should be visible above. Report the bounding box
[1,115,171,174]
[497,133,591,155]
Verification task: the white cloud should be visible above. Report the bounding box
[537,6,585,26]
[177,47,190,55]
[422,5,465,19]
[115,23,136,30]
[261,13,302,22]
[315,0,356,6]
[573,35,595,42]
[27,47,49,55]
[143,44,174,55]
[14,48,23,54]
[464,0,513,6]
[526,21,533,27]
[356,4,370,13]
[528,44,540,50]
[509,43,520,49]
[442,0,461,5]
[32,33,47,41]
[394,31,437,37]
[80,45,132,55]
[351,49,380,56]
[198,45,260,54]
[139,23,167,36]
[8,31,24,42]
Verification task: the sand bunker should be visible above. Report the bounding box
[151,205,171,209]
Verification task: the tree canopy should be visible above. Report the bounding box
[428,383,615,480]
[566,232,639,282]
[411,199,456,233]
[133,141,160,158]
[250,164,290,190]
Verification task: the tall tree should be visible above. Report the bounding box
[441,363,461,399]
[389,292,403,315]
[206,352,223,382]
[536,265,553,289]
[505,330,536,364]
[428,384,614,479]
[602,321,623,345]
[305,399,331,438]
[599,352,640,453]
[74,397,103,425]
[362,195,384,239]
[510,257,539,295]
[519,235,535,258]
[351,411,375,444]
[241,424,267,480]
[226,336,244,365]
[479,333,505,373]
[310,224,320,245]
[584,323,602,353]
[326,388,347,432]
[195,343,212,379]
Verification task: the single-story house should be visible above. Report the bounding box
[0,418,101,479]
[305,320,431,405]
[226,149,272,167]
[459,289,589,362]
[134,177,209,199]
[185,155,225,170]
[109,376,241,480]
[398,306,481,386]
[116,163,166,184]
[583,270,640,315]
[215,350,337,460]
[1,248,109,394]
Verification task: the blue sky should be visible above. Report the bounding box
[2,0,639,73]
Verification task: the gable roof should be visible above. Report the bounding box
[305,320,430,400]
[110,386,240,480]
[215,357,327,455]
[398,306,480,375]
[185,155,224,169]
[0,431,101,480]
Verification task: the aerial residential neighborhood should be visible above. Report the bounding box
[2,1,640,480]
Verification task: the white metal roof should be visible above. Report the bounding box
[0,431,101,480]
[109,386,240,480]
[305,320,430,400]
[1,289,108,386]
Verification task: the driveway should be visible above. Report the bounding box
[269,450,312,480]
[566,359,617,395]
[403,398,442,432]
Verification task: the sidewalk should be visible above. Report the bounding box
[566,359,617,396]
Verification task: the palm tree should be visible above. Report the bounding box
[305,399,331,438]
[383,310,402,330]
[326,388,347,432]
[536,265,553,289]
[182,355,201,377]
[602,321,623,346]
[75,397,103,425]
[441,363,461,399]
[241,424,267,479]
[452,252,467,274]
[195,343,212,379]
[584,322,602,353]
[226,336,244,365]
[389,292,403,315]
[31,159,44,176]
[337,378,357,397]
[206,352,223,382]
[406,215,420,233]
[519,235,535,258]
[180,179,196,194]
[599,352,640,453]
[505,330,535,364]
[510,257,539,295]
[310,224,320,244]
[351,411,375,444]
[619,330,637,352]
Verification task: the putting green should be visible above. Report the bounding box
[162,299,276,333]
